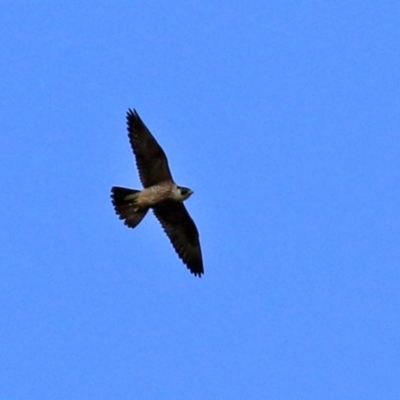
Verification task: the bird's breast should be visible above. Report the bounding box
[138,184,173,207]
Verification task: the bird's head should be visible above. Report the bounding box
[176,186,194,201]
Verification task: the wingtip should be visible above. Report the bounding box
[190,267,204,278]
[127,107,139,115]
[126,108,143,129]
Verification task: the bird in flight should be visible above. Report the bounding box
[111,109,204,277]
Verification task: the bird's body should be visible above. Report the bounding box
[111,109,203,277]
[132,183,192,210]
[129,183,175,210]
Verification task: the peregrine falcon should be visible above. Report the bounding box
[111,109,204,277]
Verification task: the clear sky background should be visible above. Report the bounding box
[1,1,399,399]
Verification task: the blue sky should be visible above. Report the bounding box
[1,1,399,399]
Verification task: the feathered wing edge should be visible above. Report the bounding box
[153,201,204,277]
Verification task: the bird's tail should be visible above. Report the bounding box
[111,186,148,228]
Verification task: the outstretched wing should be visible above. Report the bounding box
[126,109,173,187]
[153,202,203,277]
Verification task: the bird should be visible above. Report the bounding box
[111,109,204,277]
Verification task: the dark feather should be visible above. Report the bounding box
[126,109,173,188]
[153,201,203,277]
[111,186,148,228]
